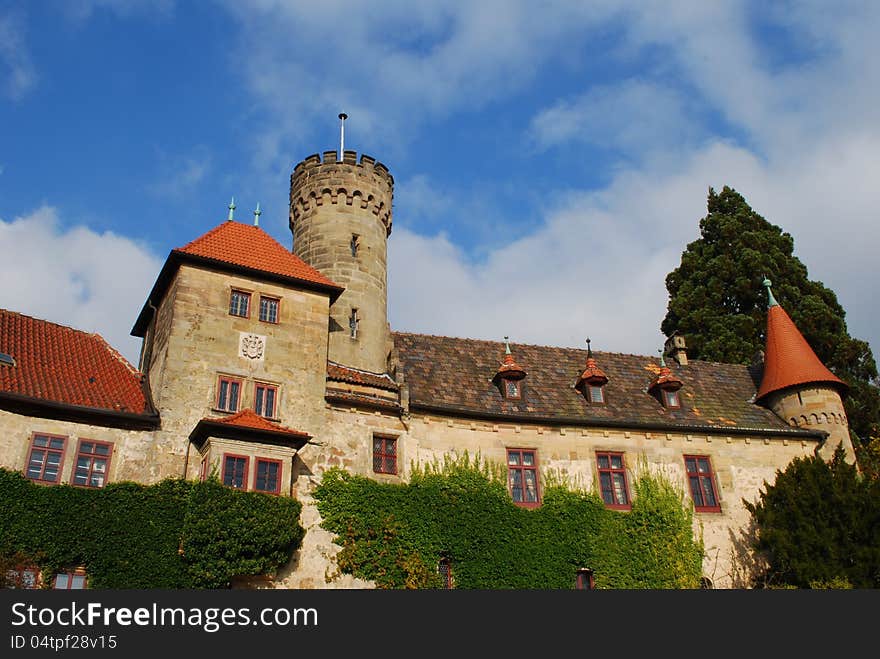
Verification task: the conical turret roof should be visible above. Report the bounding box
[756,280,846,400]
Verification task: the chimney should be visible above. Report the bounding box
[664,332,688,366]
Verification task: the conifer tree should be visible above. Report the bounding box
[662,186,879,448]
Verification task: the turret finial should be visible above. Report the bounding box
[339,112,348,160]
[586,337,592,358]
[763,276,779,308]
[227,197,236,222]
[253,202,262,227]
[504,336,511,355]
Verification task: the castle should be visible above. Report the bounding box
[0,147,856,589]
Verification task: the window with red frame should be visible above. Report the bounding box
[502,378,522,399]
[597,452,630,509]
[222,454,249,489]
[575,568,594,590]
[199,456,209,482]
[373,435,397,475]
[259,296,279,323]
[216,376,242,412]
[5,566,39,589]
[254,458,282,494]
[53,570,87,589]
[684,455,721,512]
[229,290,250,317]
[254,383,278,418]
[438,558,453,589]
[25,434,66,484]
[662,389,681,408]
[71,440,112,488]
[507,448,539,506]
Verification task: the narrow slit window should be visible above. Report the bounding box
[350,234,360,257]
[349,308,359,339]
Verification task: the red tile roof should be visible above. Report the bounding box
[327,361,399,391]
[174,220,340,289]
[756,304,846,400]
[0,309,151,415]
[208,408,310,438]
[393,333,815,435]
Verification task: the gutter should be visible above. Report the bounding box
[0,391,161,430]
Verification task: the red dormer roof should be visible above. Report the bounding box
[649,364,683,392]
[756,303,846,400]
[0,309,157,426]
[133,220,343,336]
[576,356,609,388]
[495,347,527,381]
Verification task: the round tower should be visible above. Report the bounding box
[289,150,393,374]
[756,279,855,463]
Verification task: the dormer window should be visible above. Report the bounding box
[504,379,521,400]
[662,389,680,409]
[648,351,684,410]
[576,339,608,405]
[494,337,527,401]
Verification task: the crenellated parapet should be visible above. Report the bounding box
[290,150,393,236]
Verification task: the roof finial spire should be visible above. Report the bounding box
[339,112,348,160]
[658,347,667,368]
[253,202,261,227]
[504,336,511,355]
[586,337,593,358]
[762,276,779,308]
[227,197,236,222]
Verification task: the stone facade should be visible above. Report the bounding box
[0,148,854,591]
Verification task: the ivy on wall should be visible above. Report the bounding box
[0,469,304,589]
[314,455,704,589]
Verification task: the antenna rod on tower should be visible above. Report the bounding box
[339,112,348,160]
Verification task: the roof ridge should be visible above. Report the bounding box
[391,330,672,361]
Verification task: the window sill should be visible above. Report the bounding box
[694,506,722,514]
[604,503,632,511]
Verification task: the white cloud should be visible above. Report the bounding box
[390,132,880,357]
[0,11,37,100]
[147,149,212,199]
[63,0,175,23]
[529,80,702,157]
[0,207,162,366]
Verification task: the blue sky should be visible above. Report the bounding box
[1,1,878,368]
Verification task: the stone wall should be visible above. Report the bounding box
[765,385,854,462]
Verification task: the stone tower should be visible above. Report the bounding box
[756,279,855,462]
[289,150,393,374]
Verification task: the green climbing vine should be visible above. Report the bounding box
[0,468,304,588]
[314,453,703,588]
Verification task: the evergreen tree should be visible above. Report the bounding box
[744,447,880,588]
[662,186,879,447]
